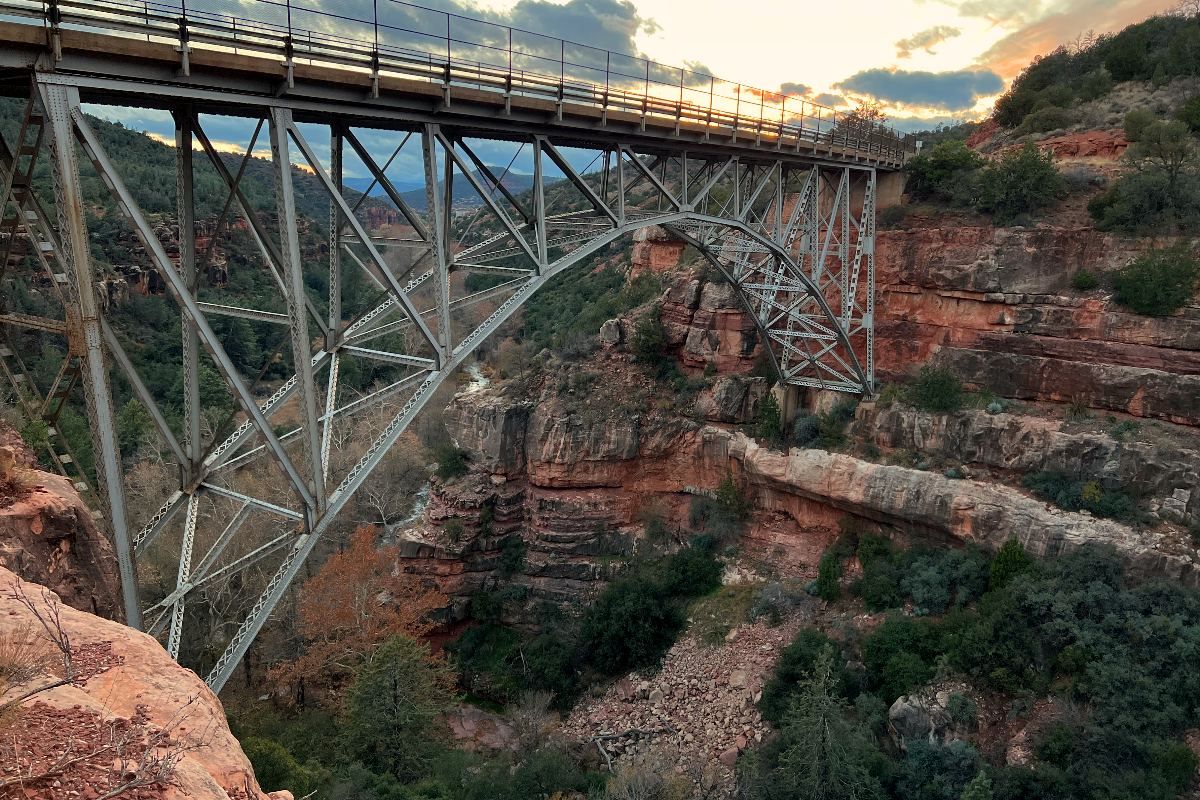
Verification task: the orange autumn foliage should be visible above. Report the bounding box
[270,524,444,697]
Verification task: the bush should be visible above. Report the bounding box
[815,548,842,601]
[1112,245,1200,316]
[579,577,684,675]
[1176,94,1200,132]
[974,143,1065,224]
[989,539,1034,590]
[1022,470,1139,521]
[1017,105,1076,135]
[1089,169,1200,233]
[631,313,670,374]
[905,140,985,205]
[754,391,783,445]
[433,442,469,480]
[862,616,938,702]
[906,366,964,413]
[791,414,822,447]
[1124,108,1156,142]
[1070,270,1099,290]
[241,737,320,797]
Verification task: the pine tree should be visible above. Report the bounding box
[960,771,994,800]
[768,646,884,800]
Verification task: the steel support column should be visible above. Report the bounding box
[39,81,142,628]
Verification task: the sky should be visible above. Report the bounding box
[86,0,1178,180]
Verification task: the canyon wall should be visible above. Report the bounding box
[875,222,1200,424]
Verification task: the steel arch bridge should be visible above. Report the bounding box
[0,0,905,691]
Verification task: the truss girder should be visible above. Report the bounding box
[0,77,880,693]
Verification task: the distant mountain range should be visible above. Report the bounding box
[343,169,535,212]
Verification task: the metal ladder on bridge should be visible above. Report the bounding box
[0,104,97,501]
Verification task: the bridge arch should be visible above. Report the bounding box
[0,50,884,688]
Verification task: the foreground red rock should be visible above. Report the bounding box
[0,565,273,800]
[0,432,121,619]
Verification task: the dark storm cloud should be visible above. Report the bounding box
[780,81,812,97]
[813,92,845,107]
[836,67,1003,111]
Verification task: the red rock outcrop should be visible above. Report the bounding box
[0,565,274,800]
[630,225,686,278]
[875,224,1200,425]
[0,431,121,618]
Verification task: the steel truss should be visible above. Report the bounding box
[0,76,877,692]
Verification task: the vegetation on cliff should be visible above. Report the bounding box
[753,541,1200,800]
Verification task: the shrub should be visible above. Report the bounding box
[1070,270,1099,290]
[878,204,909,228]
[1022,470,1139,521]
[791,414,822,447]
[989,539,1034,590]
[1112,245,1200,316]
[755,391,783,444]
[815,548,842,602]
[658,544,722,597]
[946,693,978,727]
[241,737,321,797]
[1017,105,1076,135]
[631,313,669,369]
[1089,170,1200,233]
[905,140,985,205]
[1124,108,1156,142]
[906,366,964,412]
[579,577,684,675]
[974,143,1065,224]
[1176,94,1200,132]
[862,616,938,702]
[433,442,469,480]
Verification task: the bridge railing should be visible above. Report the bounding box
[0,0,911,161]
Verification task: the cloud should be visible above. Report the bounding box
[836,68,1003,111]
[780,81,812,97]
[895,25,962,58]
[974,0,1177,79]
[813,92,845,107]
[947,0,1045,25]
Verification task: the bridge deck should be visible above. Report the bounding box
[0,2,905,169]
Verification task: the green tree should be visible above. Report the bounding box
[904,141,985,205]
[1129,120,1198,198]
[989,539,1034,590]
[974,143,1065,224]
[340,636,454,782]
[1124,109,1156,142]
[755,391,783,444]
[816,548,843,602]
[1177,94,1200,132]
[241,737,320,797]
[753,646,884,800]
[116,398,153,458]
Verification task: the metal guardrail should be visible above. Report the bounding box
[0,0,909,161]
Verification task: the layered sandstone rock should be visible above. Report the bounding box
[0,565,273,800]
[0,431,121,618]
[407,374,1199,619]
[660,274,761,374]
[874,224,1200,424]
[855,404,1199,527]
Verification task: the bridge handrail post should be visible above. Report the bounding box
[177,0,190,76]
